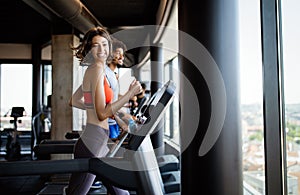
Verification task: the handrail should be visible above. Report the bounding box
[31,111,42,148]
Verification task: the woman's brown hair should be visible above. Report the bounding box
[72,26,112,63]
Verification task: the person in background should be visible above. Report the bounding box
[129,95,138,115]
[67,26,142,195]
[134,82,148,116]
[128,82,147,116]
[105,38,127,139]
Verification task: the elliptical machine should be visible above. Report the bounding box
[5,107,25,161]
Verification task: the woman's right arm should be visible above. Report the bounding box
[69,85,85,110]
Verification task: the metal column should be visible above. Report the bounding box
[178,0,242,194]
[150,43,164,156]
[261,0,286,194]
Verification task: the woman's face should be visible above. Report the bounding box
[90,35,109,63]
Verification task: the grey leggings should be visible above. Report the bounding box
[66,123,129,195]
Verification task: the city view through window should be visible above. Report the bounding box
[240,0,300,194]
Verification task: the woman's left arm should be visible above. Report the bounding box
[114,114,129,131]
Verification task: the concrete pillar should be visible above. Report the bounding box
[51,34,78,142]
[178,0,242,194]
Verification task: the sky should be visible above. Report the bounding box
[239,0,300,104]
[281,0,300,104]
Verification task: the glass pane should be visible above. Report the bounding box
[164,63,171,137]
[118,68,135,95]
[164,58,180,143]
[0,64,32,131]
[239,0,265,194]
[281,0,300,194]
[43,64,52,108]
[72,64,86,131]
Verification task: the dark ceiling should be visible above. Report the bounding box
[0,0,52,44]
[81,0,161,27]
[0,0,174,65]
[0,0,169,45]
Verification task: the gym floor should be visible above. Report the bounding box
[0,175,47,195]
[0,154,46,195]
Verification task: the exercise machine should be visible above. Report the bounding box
[4,107,25,161]
[0,80,179,195]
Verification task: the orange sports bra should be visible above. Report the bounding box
[83,77,113,108]
[104,77,113,103]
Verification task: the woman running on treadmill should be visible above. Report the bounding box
[66,27,142,195]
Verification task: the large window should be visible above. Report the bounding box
[0,64,32,131]
[281,0,300,194]
[239,0,265,193]
[241,0,300,194]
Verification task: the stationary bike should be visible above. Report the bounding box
[5,107,25,161]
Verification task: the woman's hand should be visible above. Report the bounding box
[129,79,143,96]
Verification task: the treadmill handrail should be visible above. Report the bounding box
[0,158,89,176]
[33,143,75,155]
[0,157,138,190]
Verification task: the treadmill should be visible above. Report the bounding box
[0,80,179,195]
